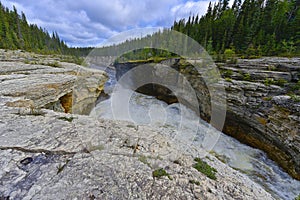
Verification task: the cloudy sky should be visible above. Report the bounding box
[2,0,215,47]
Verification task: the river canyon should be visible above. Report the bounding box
[0,50,299,199]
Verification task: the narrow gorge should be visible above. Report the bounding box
[114,57,300,181]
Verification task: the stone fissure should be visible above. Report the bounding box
[59,92,73,113]
[0,146,77,155]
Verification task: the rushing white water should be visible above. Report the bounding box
[90,66,300,200]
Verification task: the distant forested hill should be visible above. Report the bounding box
[172,0,300,56]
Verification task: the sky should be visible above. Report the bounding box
[2,0,216,47]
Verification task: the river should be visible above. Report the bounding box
[89,65,300,200]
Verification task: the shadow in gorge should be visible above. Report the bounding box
[136,84,178,104]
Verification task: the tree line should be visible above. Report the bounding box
[0,0,299,58]
[0,2,96,56]
[0,2,71,54]
[94,0,299,59]
[172,0,300,56]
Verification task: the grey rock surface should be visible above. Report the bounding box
[219,58,300,180]
[0,107,274,200]
[0,54,107,114]
[0,50,274,199]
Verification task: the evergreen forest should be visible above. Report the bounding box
[0,0,299,58]
[171,0,300,56]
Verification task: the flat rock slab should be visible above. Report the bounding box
[0,108,274,200]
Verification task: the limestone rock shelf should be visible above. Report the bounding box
[0,50,274,199]
[0,51,107,114]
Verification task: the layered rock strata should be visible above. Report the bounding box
[114,57,300,180]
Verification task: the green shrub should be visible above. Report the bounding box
[275,78,287,87]
[223,69,233,77]
[243,73,251,81]
[291,80,300,92]
[224,49,237,64]
[152,168,172,180]
[225,77,233,82]
[262,96,272,101]
[267,65,276,71]
[289,94,300,102]
[264,78,275,86]
[224,49,235,58]
[193,158,217,180]
[264,78,287,87]
[152,56,167,63]
[295,194,300,200]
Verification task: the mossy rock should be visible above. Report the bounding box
[189,179,200,186]
[193,158,217,180]
[152,168,172,180]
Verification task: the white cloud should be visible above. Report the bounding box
[171,0,217,21]
[1,0,213,47]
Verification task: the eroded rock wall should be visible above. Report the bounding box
[114,57,300,180]
[0,55,107,115]
[219,58,300,180]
